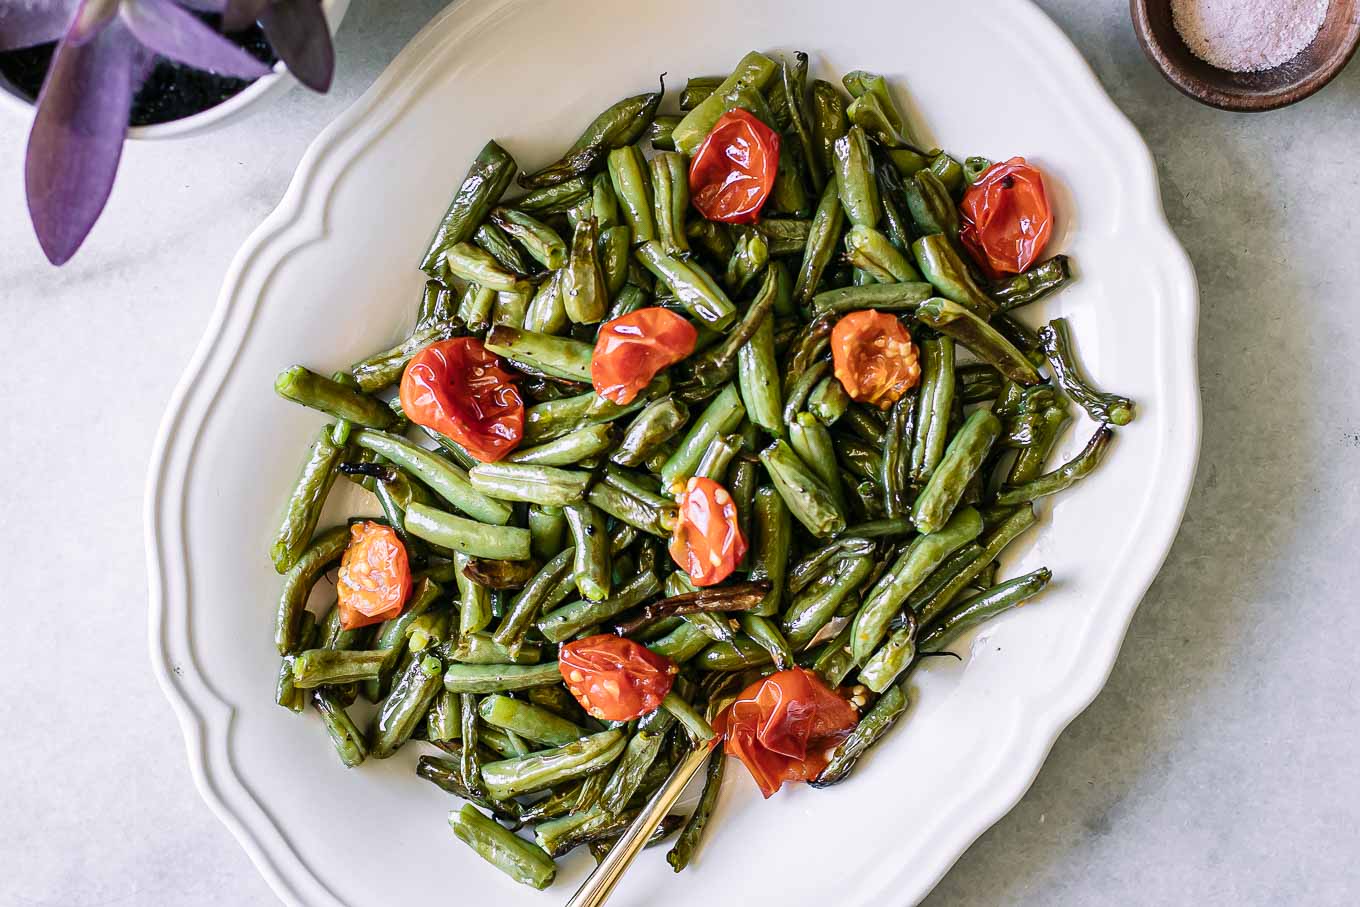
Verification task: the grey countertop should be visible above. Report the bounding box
[2,1,1357,904]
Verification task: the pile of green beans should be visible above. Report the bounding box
[266,50,1134,889]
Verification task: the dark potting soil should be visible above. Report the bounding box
[0,16,277,127]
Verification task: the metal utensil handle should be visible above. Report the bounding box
[565,743,712,907]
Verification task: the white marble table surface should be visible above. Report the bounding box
[2,1,1357,904]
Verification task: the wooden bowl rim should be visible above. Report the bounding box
[1130,0,1360,111]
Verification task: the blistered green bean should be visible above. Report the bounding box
[916,297,1043,385]
[420,140,517,275]
[911,234,998,319]
[671,51,779,155]
[275,525,348,656]
[850,506,982,662]
[793,182,846,306]
[759,438,846,538]
[564,502,611,601]
[270,428,344,575]
[562,216,608,324]
[810,80,848,185]
[636,241,737,328]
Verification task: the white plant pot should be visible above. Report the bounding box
[0,0,349,140]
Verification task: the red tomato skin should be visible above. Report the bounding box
[830,311,921,409]
[399,338,524,462]
[591,308,698,405]
[688,109,781,224]
[669,476,747,587]
[336,521,412,630]
[959,157,1052,278]
[559,635,679,721]
[713,667,859,798]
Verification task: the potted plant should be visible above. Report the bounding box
[0,0,346,265]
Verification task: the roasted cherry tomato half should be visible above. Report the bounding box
[669,476,747,587]
[714,667,859,798]
[399,337,524,462]
[830,310,921,409]
[336,521,412,631]
[591,307,698,405]
[688,108,781,224]
[559,634,679,721]
[959,156,1052,278]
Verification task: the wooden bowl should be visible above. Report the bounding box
[1131,0,1360,111]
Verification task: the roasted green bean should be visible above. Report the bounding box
[480,729,626,799]
[1039,317,1135,425]
[913,409,1002,534]
[909,337,956,484]
[520,88,661,190]
[993,255,1072,309]
[479,694,586,747]
[350,318,461,394]
[420,140,517,276]
[916,297,1042,385]
[671,51,779,155]
[352,429,512,525]
[809,79,848,186]
[404,503,531,560]
[561,215,608,324]
[274,525,349,656]
[468,461,592,507]
[921,568,1053,652]
[811,681,909,786]
[612,396,689,467]
[997,425,1114,504]
[793,182,847,307]
[636,241,738,328]
[444,661,563,694]
[371,653,443,757]
[270,428,345,574]
[538,570,662,643]
[851,506,982,662]
[832,126,880,228]
[911,234,998,319]
[759,438,847,538]
[564,502,611,601]
[274,366,396,430]
[667,746,724,871]
[418,754,521,821]
[449,804,557,889]
[312,689,368,768]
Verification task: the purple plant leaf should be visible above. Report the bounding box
[220,0,267,33]
[67,0,121,44]
[120,0,271,79]
[24,16,147,265]
[260,0,331,93]
[0,0,79,50]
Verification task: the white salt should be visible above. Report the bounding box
[1171,0,1330,72]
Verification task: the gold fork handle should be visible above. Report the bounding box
[564,744,711,907]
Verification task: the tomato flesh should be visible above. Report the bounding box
[688,109,780,224]
[559,635,678,721]
[714,667,859,798]
[399,337,524,462]
[831,310,921,409]
[591,307,697,405]
[336,521,412,631]
[959,157,1052,278]
[669,476,747,587]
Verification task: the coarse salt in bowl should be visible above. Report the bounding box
[1171,0,1330,73]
